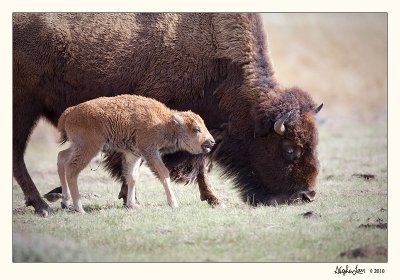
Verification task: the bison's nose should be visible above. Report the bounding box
[201,139,215,153]
[289,188,317,204]
[301,189,316,202]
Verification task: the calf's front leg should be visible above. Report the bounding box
[144,151,178,208]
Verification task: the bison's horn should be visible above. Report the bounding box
[274,112,291,135]
[314,103,323,114]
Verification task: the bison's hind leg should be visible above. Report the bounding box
[13,92,52,216]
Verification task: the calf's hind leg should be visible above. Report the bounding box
[65,143,101,213]
[57,148,72,209]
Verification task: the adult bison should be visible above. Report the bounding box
[13,13,322,216]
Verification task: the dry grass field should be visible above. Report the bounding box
[12,13,387,262]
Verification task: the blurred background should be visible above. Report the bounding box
[263,13,387,124]
[29,13,387,145]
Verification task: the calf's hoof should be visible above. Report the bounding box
[125,203,141,209]
[168,201,179,208]
[73,207,86,214]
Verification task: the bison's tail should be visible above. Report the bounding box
[57,106,75,145]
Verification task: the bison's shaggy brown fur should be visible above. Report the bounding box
[13,13,321,216]
[57,95,214,212]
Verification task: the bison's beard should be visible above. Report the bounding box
[212,136,315,206]
[103,150,206,185]
[211,137,274,205]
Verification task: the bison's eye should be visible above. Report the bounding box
[286,148,294,155]
[282,140,301,162]
[193,127,201,133]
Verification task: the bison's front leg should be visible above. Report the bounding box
[96,150,140,206]
[118,182,128,206]
[197,160,222,207]
[118,182,140,206]
[163,151,223,207]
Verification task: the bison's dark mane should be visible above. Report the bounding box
[252,15,277,90]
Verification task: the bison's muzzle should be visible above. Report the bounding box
[289,188,316,203]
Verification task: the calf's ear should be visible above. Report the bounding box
[172,113,184,126]
[254,117,272,138]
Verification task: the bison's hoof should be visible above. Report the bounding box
[35,207,53,217]
[206,197,225,208]
[27,198,53,217]
[61,201,70,209]
[212,201,226,208]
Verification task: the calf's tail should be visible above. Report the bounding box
[57,106,75,145]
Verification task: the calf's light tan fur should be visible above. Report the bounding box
[57,94,215,213]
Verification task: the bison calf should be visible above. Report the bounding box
[57,94,215,213]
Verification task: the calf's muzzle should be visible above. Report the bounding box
[201,138,216,153]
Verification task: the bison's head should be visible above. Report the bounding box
[213,87,322,206]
